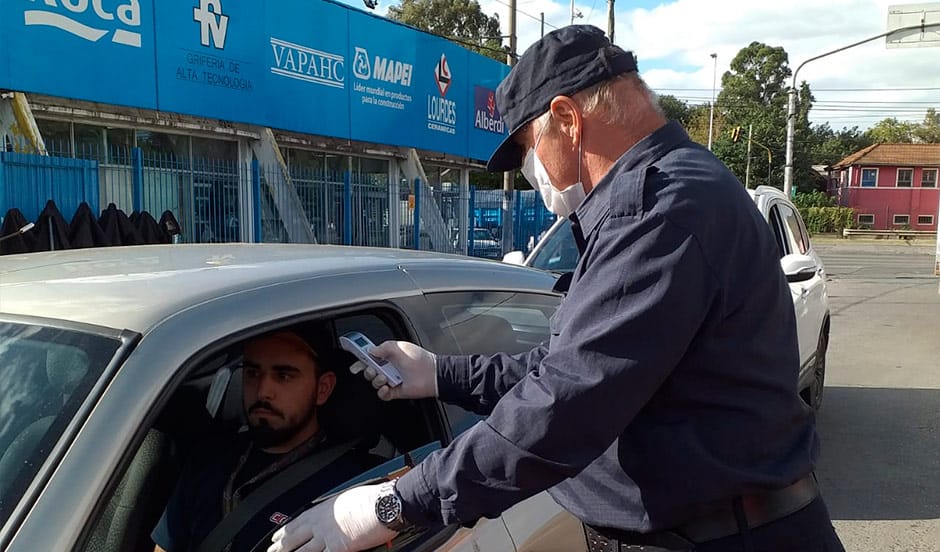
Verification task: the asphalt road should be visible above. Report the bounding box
[812,240,940,551]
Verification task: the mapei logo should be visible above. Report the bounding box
[433,53,451,97]
[23,0,142,48]
[352,46,413,87]
[193,0,228,49]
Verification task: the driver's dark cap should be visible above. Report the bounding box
[486,25,638,172]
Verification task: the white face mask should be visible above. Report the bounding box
[520,116,586,218]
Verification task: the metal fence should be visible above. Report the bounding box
[468,188,556,257]
[2,145,557,258]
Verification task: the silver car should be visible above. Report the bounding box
[0,245,586,552]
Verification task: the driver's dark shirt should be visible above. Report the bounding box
[151,435,379,552]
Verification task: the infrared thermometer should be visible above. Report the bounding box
[339,331,404,388]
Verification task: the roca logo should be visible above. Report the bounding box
[23,0,142,48]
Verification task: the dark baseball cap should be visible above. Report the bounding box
[486,25,638,172]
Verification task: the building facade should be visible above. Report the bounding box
[0,0,554,255]
[829,144,939,232]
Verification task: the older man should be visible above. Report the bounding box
[269,26,844,552]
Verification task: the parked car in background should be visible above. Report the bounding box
[467,227,502,259]
[0,245,585,552]
[504,185,831,410]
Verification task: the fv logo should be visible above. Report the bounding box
[193,0,228,49]
[23,0,142,48]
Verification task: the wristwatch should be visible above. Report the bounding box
[375,480,411,532]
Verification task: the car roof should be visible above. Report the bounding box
[0,244,554,332]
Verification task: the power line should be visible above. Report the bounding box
[655,86,940,92]
[491,0,561,30]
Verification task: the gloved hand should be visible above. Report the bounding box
[267,484,398,552]
[348,340,438,401]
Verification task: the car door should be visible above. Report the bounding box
[767,202,818,370]
[408,290,588,552]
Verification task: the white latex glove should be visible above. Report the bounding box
[267,484,398,552]
[348,340,438,401]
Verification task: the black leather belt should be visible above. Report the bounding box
[585,474,819,551]
[678,474,819,543]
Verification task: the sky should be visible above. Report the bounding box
[339,0,940,131]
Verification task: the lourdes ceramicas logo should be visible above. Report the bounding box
[427,53,456,135]
[23,0,142,48]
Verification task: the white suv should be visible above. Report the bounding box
[505,185,831,410]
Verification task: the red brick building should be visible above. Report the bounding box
[829,144,939,231]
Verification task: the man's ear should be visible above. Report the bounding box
[549,96,582,145]
[316,371,337,406]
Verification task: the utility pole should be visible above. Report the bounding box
[607,0,615,42]
[707,53,717,151]
[502,0,517,255]
[541,12,545,37]
[745,124,753,188]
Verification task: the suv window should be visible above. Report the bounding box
[0,322,121,526]
[528,219,579,273]
[774,204,810,256]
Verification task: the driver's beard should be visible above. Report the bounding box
[247,403,318,449]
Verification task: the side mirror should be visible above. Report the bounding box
[502,251,525,265]
[780,253,818,283]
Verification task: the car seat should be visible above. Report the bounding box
[0,346,90,497]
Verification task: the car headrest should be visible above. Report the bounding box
[45,346,89,395]
[444,313,520,354]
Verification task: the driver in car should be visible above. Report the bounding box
[152,331,378,552]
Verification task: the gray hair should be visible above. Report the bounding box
[532,73,661,132]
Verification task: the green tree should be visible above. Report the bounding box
[387,0,505,62]
[866,117,918,143]
[808,123,873,167]
[657,94,693,127]
[710,42,814,190]
[913,108,940,143]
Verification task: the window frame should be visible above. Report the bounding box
[917,215,934,226]
[896,168,914,188]
[921,168,938,188]
[893,214,910,226]
[860,167,878,187]
[75,302,455,552]
[857,214,875,226]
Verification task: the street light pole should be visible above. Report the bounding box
[707,53,717,151]
[784,21,940,197]
[502,0,517,255]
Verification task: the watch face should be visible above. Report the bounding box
[376,494,402,524]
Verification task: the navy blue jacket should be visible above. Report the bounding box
[396,121,819,532]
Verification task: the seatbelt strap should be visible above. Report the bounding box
[196,440,359,552]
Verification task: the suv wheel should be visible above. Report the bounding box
[808,328,828,411]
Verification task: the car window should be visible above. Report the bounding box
[0,322,121,527]
[420,291,560,437]
[528,218,579,273]
[79,310,452,552]
[767,206,789,258]
[776,203,809,255]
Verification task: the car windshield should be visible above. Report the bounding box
[472,229,493,240]
[528,218,580,273]
[0,322,121,525]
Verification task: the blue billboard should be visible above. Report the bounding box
[0,0,508,163]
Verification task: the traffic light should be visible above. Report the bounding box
[730,126,743,143]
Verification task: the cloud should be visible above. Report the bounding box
[477,0,939,128]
